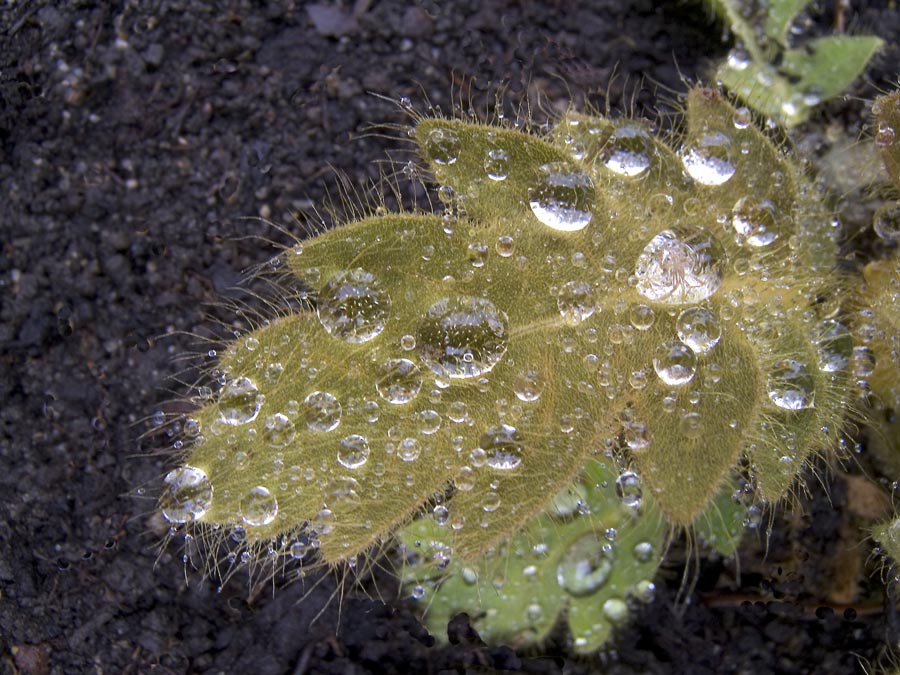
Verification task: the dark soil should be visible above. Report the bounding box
[2,1,899,674]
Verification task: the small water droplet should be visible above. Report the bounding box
[484,148,510,180]
[676,307,721,353]
[632,541,654,562]
[732,196,781,247]
[557,281,595,325]
[337,434,370,469]
[425,127,460,165]
[629,304,655,331]
[603,598,629,624]
[376,358,423,404]
[513,370,543,402]
[615,471,643,508]
[767,360,815,410]
[495,235,514,257]
[479,424,524,470]
[682,131,736,185]
[874,203,900,241]
[263,413,296,447]
[601,123,653,177]
[732,106,752,129]
[241,486,278,526]
[304,391,342,432]
[433,504,449,525]
[483,491,501,512]
[219,377,262,425]
[317,269,390,343]
[399,437,422,462]
[557,534,614,596]
[160,466,213,523]
[653,339,697,385]
[528,162,595,232]
[814,320,852,372]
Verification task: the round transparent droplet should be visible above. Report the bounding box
[513,370,543,402]
[527,161,595,232]
[218,377,262,425]
[814,320,852,372]
[263,413,295,447]
[316,268,390,343]
[484,148,509,180]
[874,203,900,241]
[557,533,615,596]
[483,491,501,512]
[681,131,736,186]
[432,504,450,525]
[767,360,815,410]
[304,391,342,432]
[633,541,654,563]
[732,106,752,129]
[602,123,653,177]
[337,434,370,469]
[624,422,651,451]
[635,227,723,304]
[603,598,629,624]
[399,437,421,462]
[615,471,643,508]
[629,304,655,331]
[424,127,460,165]
[732,196,781,247]
[400,334,416,350]
[557,281,595,325]
[418,409,442,434]
[653,339,697,386]
[241,486,278,526]
[676,307,721,353]
[417,296,509,379]
[479,424,524,470]
[161,466,213,523]
[375,358,422,404]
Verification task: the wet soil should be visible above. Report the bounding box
[2,1,899,674]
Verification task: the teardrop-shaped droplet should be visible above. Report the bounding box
[417,296,509,379]
[528,161,595,232]
[316,269,390,343]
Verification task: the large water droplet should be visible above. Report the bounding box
[241,486,278,526]
[601,123,653,177]
[676,307,721,353]
[767,360,815,410]
[528,162,595,232]
[557,533,615,596]
[304,391,342,432]
[635,227,723,304]
[814,320,852,372]
[316,269,390,343]
[681,131,736,185]
[479,424,524,470]
[557,281,595,325]
[219,377,262,425]
[424,127,460,165]
[732,196,781,247]
[874,203,900,241]
[375,358,422,404]
[513,370,543,402]
[337,434,370,469]
[653,339,697,386]
[161,466,213,523]
[615,471,643,508]
[484,148,509,180]
[417,296,509,379]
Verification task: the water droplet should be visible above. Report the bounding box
[603,598,629,624]
[375,358,422,404]
[244,336,259,351]
[653,339,697,385]
[635,227,723,304]
[304,391,342,432]
[263,413,296,447]
[265,362,284,383]
[528,162,595,232]
[314,508,334,535]
[874,203,900,241]
[629,304,655,330]
[624,422,651,450]
[399,437,422,462]
[456,465,475,491]
[479,424,524,470]
[601,123,653,177]
[676,307,721,353]
[424,127,460,165]
[557,281,595,325]
[484,148,510,180]
[732,106,752,129]
[483,491,501,512]
[337,434,370,469]
[615,471,643,508]
[161,466,213,523]
[513,370,543,402]
[679,412,703,439]
[557,533,614,596]
[241,486,278,526]
[682,131,736,185]
[218,377,263,425]
[633,541,654,562]
[433,504,449,525]
[316,269,390,343]
[400,334,416,351]
[814,320,852,372]
[732,196,781,247]
[495,235,515,257]
[467,242,489,267]
[417,297,509,379]
[767,360,815,410]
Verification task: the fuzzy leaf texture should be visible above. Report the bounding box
[159,88,852,587]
